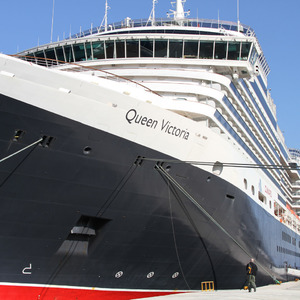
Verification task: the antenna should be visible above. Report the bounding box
[100,0,110,32]
[237,0,243,32]
[168,0,190,24]
[50,0,55,43]
[237,0,239,25]
[148,0,158,26]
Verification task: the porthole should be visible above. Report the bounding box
[115,271,123,278]
[207,176,211,182]
[83,146,92,155]
[172,272,179,278]
[244,179,248,190]
[251,185,255,196]
[147,272,154,278]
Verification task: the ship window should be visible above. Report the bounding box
[13,129,25,141]
[45,48,56,61]
[244,179,248,189]
[184,40,199,58]
[55,46,65,62]
[140,40,153,57]
[200,41,213,59]
[169,40,183,58]
[85,42,92,60]
[249,46,258,65]
[105,41,115,58]
[228,42,240,60]
[214,42,227,59]
[126,40,139,57]
[35,50,45,62]
[258,191,266,204]
[73,43,86,61]
[116,40,125,58]
[251,185,255,196]
[92,41,105,59]
[241,42,251,61]
[155,40,168,57]
[63,45,74,62]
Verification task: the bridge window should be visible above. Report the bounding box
[31,39,252,65]
[105,41,115,58]
[140,40,153,57]
[169,40,183,58]
[45,48,56,61]
[228,42,240,60]
[126,40,139,57]
[241,42,251,61]
[249,47,258,65]
[64,45,74,62]
[155,40,168,57]
[85,42,92,60]
[92,41,105,59]
[184,40,199,58]
[116,40,125,58]
[55,46,65,62]
[200,41,213,59]
[215,42,227,59]
[73,44,86,61]
[35,50,45,58]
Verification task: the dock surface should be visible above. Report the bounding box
[137,281,300,300]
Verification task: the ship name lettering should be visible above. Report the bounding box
[126,109,158,129]
[125,109,190,140]
[161,119,189,140]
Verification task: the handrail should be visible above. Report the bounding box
[10,55,162,97]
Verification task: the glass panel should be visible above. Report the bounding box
[63,45,74,62]
[25,53,35,63]
[55,47,65,62]
[45,49,56,60]
[126,40,139,57]
[200,41,213,59]
[184,40,199,58]
[85,42,92,60]
[228,42,240,60]
[44,48,57,66]
[249,46,258,65]
[241,42,251,61]
[140,40,153,57]
[214,42,227,59]
[92,41,105,59]
[34,51,45,65]
[105,41,115,59]
[73,43,86,61]
[155,40,167,57]
[35,51,45,59]
[116,41,125,58]
[169,40,183,58]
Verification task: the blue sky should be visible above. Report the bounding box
[0,0,299,150]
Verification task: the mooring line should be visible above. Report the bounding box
[155,164,279,284]
[0,138,43,164]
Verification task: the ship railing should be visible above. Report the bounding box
[67,18,256,40]
[11,55,161,97]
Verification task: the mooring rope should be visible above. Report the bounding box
[155,164,279,284]
[0,138,43,164]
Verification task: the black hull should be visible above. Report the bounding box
[0,93,298,293]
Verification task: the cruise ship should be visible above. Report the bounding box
[0,0,299,299]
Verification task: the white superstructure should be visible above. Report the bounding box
[17,0,300,235]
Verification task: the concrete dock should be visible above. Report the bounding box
[137,281,300,300]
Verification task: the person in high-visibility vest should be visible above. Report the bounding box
[246,258,258,292]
